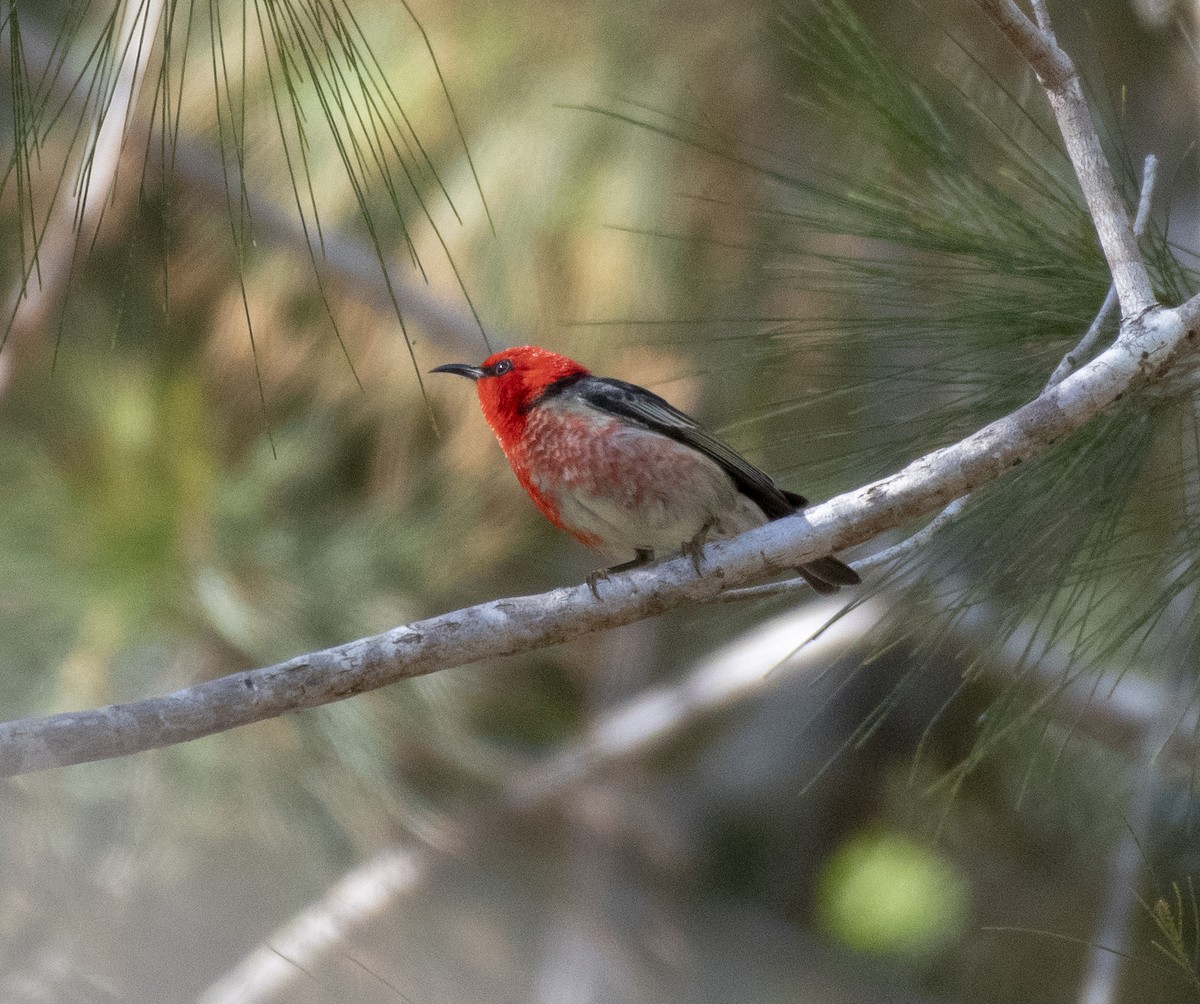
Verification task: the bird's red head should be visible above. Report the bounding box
[432,345,589,444]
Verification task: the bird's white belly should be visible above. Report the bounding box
[530,419,770,561]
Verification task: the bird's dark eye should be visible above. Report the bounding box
[491,358,513,376]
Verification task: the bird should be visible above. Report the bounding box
[432,345,860,595]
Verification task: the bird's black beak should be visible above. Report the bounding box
[430,362,485,381]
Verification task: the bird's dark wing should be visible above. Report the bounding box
[559,375,804,519]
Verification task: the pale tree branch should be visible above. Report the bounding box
[1,289,1198,776]
[197,846,431,1004]
[977,0,1157,317]
[1047,155,1159,387]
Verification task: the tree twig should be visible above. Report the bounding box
[196,846,430,1004]
[977,0,1157,317]
[1047,155,1159,388]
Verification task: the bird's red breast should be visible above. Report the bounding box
[467,347,594,541]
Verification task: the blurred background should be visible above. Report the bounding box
[1,0,1199,1000]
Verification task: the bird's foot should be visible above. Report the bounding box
[587,548,654,598]
[682,519,717,575]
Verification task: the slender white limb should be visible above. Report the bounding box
[196,847,429,1004]
[977,0,1157,317]
[1,293,1197,776]
[1046,155,1159,388]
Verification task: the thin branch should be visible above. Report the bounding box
[197,846,430,1004]
[978,0,1073,86]
[1,295,1197,776]
[1030,0,1052,32]
[718,48,1164,608]
[1047,155,1159,387]
[1132,156,1159,233]
[977,0,1157,317]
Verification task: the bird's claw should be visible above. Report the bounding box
[683,519,717,575]
[587,548,655,599]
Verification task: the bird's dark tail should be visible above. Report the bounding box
[778,489,860,593]
[796,555,861,594]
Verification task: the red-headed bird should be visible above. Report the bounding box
[432,346,859,594]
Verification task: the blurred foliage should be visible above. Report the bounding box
[817,827,969,958]
[1146,880,1200,992]
[0,0,1198,1001]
